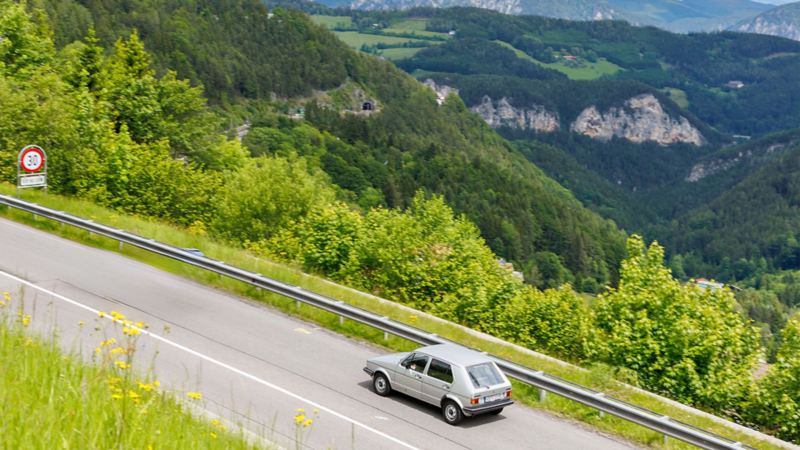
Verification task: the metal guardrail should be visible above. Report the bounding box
[0,194,753,450]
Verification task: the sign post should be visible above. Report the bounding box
[17,145,47,196]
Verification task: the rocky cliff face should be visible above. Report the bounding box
[423,79,460,105]
[687,143,787,182]
[470,95,560,133]
[570,94,705,146]
[731,3,800,41]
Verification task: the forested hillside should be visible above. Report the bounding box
[37,0,627,289]
[5,0,800,441]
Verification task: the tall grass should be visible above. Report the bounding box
[0,290,265,449]
[0,184,788,449]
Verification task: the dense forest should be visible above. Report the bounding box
[3,0,800,441]
[36,0,628,290]
[395,7,800,136]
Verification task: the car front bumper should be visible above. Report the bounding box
[463,398,514,416]
[363,366,374,376]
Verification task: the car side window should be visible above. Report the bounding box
[427,359,453,384]
[402,353,429,373]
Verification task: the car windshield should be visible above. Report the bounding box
[467,363,503,388]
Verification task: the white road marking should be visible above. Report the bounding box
[294,327,312,335]
[0,269,420,450]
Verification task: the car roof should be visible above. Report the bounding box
[415,344,493,367]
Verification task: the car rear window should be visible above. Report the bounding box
[467,363,503,388]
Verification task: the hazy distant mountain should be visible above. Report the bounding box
[348,0,618,20]
[337,0,770,31]
[731,2,800,40]
[609,0,771,32]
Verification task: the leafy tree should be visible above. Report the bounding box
[0,0,55,77]
[211,155,337,244]
[489,286,591,361]
[747,314,800,441]
[593,235,760,411]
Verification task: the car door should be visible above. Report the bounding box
[393,353,429,400]
[421,358,454,406]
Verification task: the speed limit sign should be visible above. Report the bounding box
[20,145,45,173]
[17,145,47,193]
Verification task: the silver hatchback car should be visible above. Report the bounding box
[363,344,513,425]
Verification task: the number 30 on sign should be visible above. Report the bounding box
[20,145,45,173]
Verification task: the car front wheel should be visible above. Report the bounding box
[373,373,391,396]
[442,400,464,425]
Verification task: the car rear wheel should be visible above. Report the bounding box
[373,373,391,396]
[442,400,463,425]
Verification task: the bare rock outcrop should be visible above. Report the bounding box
[470,96,560,133]
[570,94,705,146]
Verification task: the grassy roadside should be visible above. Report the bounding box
[0,291,265,449]
[0,184,788,450]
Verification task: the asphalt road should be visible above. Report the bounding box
[0,217,639,450]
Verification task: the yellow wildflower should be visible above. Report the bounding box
[302,419,313,427]
[110,310,125,320]
[123,326,141,336]
[136,321,146,328]
[295,408,305,413]
[106,377,121,386]
[409,315,418,323]
[128,390,141,400]
[209,432,217,439]
[153,380,161,388]
[138,382,154,392]
[21,314,31,327]
[94,347,102,354]
[3,291,10,301]
[112,393,123,400]
[114,361,130,370]
[78,320,85,327]
[186,391,202,400]
[100,338,117,347]
[110,347,126,355]
[294,414,305,424]
[98,311,106,318]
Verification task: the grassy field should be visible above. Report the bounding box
[379,47,426,60]
[0,295,264,449]
[382,19,446,38]
[332,31,424,48]
[310,15,352,29]
[0,184,787,450]
[312,15,446,61]
[493,40,622,80]
[661,87,690,109]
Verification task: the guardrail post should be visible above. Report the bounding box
[119,241,124,251]
[339,315,344,325]
[296,300,301,309]
[384,331,389,341]
[539,389,547,402]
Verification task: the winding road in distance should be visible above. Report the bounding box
[0,217,639,450]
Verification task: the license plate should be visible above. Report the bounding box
[484,393,504,403]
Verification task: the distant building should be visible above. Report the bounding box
[448,30,457,36]
[726,80,745,89]
[498,258,525,281]
[563,55,578,61]
[694,278,725,291]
